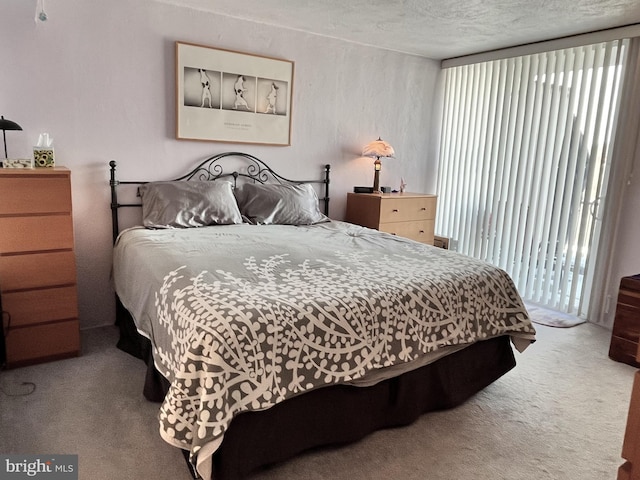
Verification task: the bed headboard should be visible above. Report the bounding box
[109,152,331,244]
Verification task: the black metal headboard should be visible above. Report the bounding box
[109,152,331,244]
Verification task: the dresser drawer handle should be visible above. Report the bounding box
[392,209,399,213]
[419,230,425,234]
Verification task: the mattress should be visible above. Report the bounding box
[112,220,535,479]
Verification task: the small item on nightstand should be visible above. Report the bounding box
[400,177,407,193]
[354,186,374,194]
[33,133,55,168]
[3,158,33,168]
[380,186,392,193]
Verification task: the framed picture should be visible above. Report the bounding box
[176,41,294,146]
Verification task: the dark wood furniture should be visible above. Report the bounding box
[609,274,640,367]
[618,342,640,480]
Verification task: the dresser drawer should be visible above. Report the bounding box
[6,319,80,367]
[345,192,437,246]
[0,167,80,368]
[0,174,71,215]
[379,197,436,223]
[379,220,435,244]
[609,335,640,368]
[619,288,640,309]
[610,275,640,367]
[0,251,77,291]
[612,303,640,343]
[2,286,78,327]
[0,215,74,253]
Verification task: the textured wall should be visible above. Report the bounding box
[0,0,441,329]
[599,147,640,328]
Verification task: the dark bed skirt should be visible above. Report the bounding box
[115,299,516,479]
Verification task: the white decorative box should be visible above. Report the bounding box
[3,158,34,168]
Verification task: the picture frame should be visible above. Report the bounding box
[176,41,294,146]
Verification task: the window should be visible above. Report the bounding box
[436,39,629,316]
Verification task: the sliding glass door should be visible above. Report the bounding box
[436,39,630,316]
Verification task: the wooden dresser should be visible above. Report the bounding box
[618,342,640,480]
[345,192,437,245]
[0,167,80,368]
[610,275,640,368]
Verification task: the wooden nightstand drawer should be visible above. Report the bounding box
[379,220,435,244]
[0,215,74,253]
[379,197,436,223]
[6,319,80,367]
[0,251,77,291]
[2,286,78,327]
[345,192,438,245]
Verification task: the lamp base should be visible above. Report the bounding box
[373,159,381,192]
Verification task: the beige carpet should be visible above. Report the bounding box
[0,322,634,480]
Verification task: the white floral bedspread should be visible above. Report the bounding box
[113,221,535,480]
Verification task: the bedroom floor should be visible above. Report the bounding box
[0,321,634,480]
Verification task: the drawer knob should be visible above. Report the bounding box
[392,209,399,213]
[420,207,426,211]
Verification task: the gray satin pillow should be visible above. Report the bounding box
[238,183,329,225]
[139,181,242,228]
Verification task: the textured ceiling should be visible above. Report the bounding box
[154,0,640,59]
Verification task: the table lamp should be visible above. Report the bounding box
[362,137,395,193]
[0,116,23,159]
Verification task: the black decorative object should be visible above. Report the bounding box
[0,116,23,159]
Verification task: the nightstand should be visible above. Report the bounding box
[345,192,437,245]
[0,167,80,367]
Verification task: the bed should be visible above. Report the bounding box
[109,152,536,480]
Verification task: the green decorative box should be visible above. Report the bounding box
[33,147,55,168]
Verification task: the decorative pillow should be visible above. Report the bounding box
[237,183,329,225]
[139,181,243,228]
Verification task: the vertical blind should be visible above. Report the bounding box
[436,39,630,316]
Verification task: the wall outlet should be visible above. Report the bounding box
[604,294,612,314]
